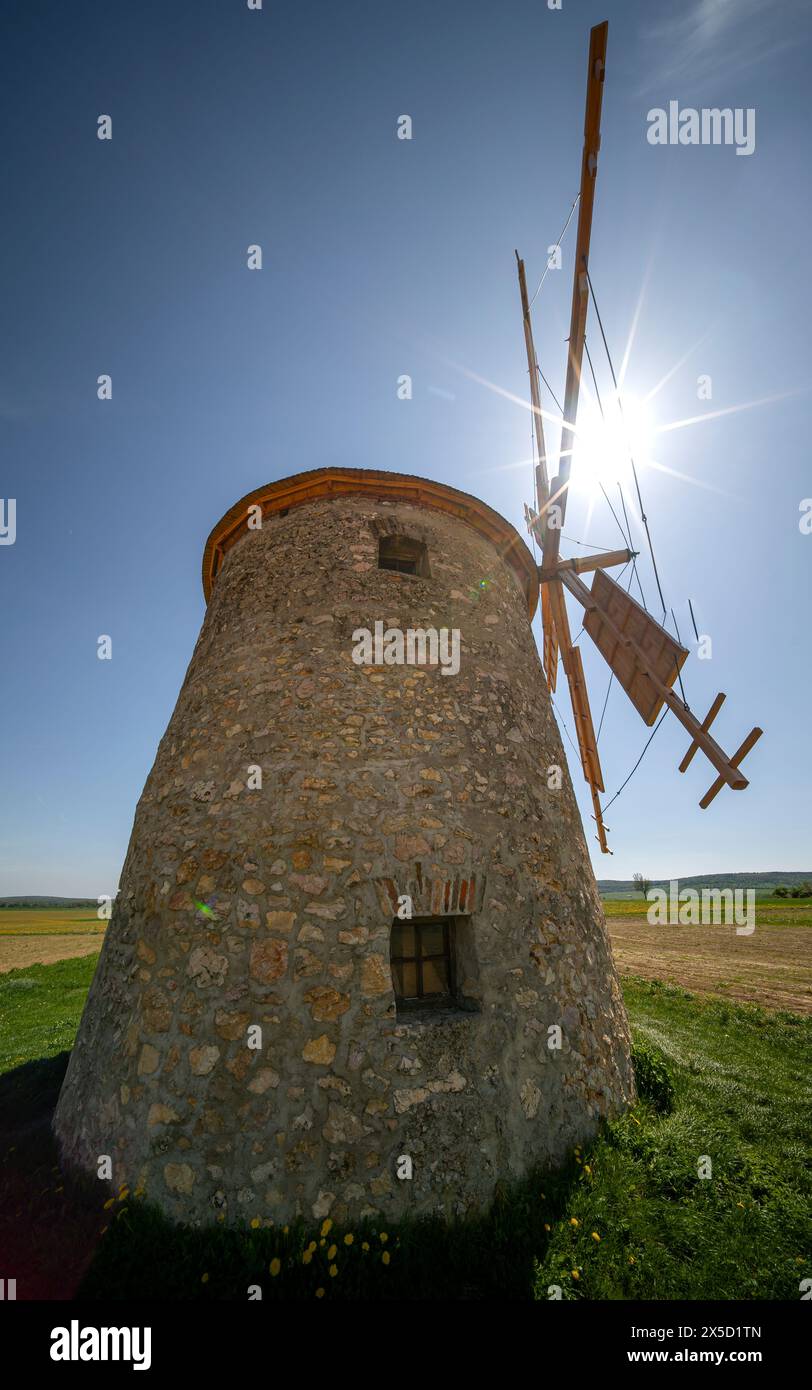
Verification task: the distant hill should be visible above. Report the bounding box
[598,872,812,898]
[0,896,97,908]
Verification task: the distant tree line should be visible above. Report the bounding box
[772,883,812,898]
[0,899,97,909]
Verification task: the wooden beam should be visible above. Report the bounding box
[546,578,610,852]
[589,783,611,855]
[700,727,763,809]
[560,568,756,794]
[515,252,550,509]
[516,251,560,688]
[542,20,609,571]
[679,692,726,773]
[541,584,559,692]
[538,547,633,583]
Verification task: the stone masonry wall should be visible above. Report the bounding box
[54,490,634,1226]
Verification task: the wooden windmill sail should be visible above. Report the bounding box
[517,20,762,853]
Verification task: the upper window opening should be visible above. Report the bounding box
[378,535,430,578]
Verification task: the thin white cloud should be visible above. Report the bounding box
[638,0,810,94]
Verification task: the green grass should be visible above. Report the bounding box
[0,954,99,1073]
[601,895,812,928]
[532,978,812,1300]
[0,906,106,935]
[2,957,810,1299]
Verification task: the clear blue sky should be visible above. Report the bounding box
[1,0,810,896]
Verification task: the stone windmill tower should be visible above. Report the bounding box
[54,466,634,1226]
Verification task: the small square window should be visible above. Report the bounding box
[390,917,454,1010]
[378,535,429,577]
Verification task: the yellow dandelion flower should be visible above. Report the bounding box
[302,1250,313,1266]
[283,1225,289,1235]
[250,1217,261,1229]
[362,1242,370,1252]
[569,1218,579,1227]
[320,1218,333,1237]
[628,1256,636,1265]
[103,1198,115,1210]
[329,1264,338,1277]
[118,1187,130,1200]
[382,1251,390,1266]
[307,1241,317,1254]
[319,1238,326,1247]
[571,1269,580,1280]
[270,1258,281,1277]
[584,1165,592,1175]
[327,1243,337,1260]
[201,1273,209,1284]
[380,1232,389,1244]
[315,1287,325,1299]
[344,1233,354,1246]
[591,1232,600,1242]
[543,1223,551,1232]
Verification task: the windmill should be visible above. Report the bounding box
[516,20,762,854]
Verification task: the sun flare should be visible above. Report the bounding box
[570,392,655,495]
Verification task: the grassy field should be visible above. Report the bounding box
[0,953,100,1073]
[0,951,809,1300]
[602,895,812,925]
[605,896,812,1015]
[0,907,106,975]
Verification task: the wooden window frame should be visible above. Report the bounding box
[390,917,456,1009]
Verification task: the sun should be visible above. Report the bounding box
[570,391,655,494]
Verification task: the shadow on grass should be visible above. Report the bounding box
[0,1051,108,1299]
[78,1163,580,1302]
[0,1050,581,1301]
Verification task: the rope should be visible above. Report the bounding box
[584,336,605,420]
[550,694,583,762]
[596,672,613,744]
[618,482,649,611]
[583,263,669,621]
[602,709,669,814]
[595,561,632,742]
[670,607,689,705]
[599,483,632,550]
[528,194,581,310]
[585,333,651,609]
[561,534,618,552]
[539,369,563,413]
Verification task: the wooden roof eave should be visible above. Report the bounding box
[201,467,540,618]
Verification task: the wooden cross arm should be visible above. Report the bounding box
[679,692,726,772]
[699,727,763,809]
[538,547,635,585]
